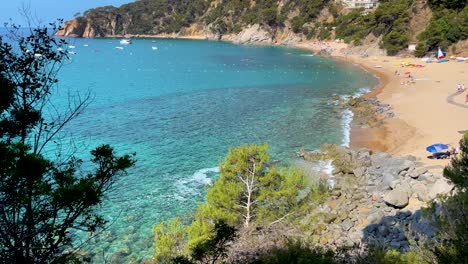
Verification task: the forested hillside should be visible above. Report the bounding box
[57,0,467,56]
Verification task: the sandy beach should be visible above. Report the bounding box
[296,41,468,169]
[87,33,468,168]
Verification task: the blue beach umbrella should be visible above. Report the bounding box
[426,143,449,153]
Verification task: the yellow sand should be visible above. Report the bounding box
[296,41,468,167]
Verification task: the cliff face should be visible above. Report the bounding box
[56,17,90,38]
[56,7,123,38]
[55,0,336,42]
[55,0,464,56]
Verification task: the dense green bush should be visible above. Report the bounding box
[415,6,468,57]
[335,0,413,55]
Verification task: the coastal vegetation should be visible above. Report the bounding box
[414,0,468,57]
[59,0,467,56]
[150,134,468,263]
[152,144,329,263]
[334,0,413,55]
[0,22,135,262]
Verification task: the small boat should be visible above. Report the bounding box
[68,51,76,55]
[68,45,76,49]
[34,53,42,57]
[120,38,132,45]
[57,47,63,51]
[115,46,124,50]
[152,46,158,50]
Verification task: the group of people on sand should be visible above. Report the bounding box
[433,146,460,160]
[458,84,468,103]
[396,70,416,86]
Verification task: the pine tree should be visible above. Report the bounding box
[430,132,468,263]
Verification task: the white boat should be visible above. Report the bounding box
[34,53,42,57]
[68,51,76,55]
[68,45,76,49]
[57,47,63,51]
[120,39,132,45]
[152,46,158,50]
[437,47,445,59]
[115,46,124,50]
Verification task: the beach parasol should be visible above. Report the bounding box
[426,143,448,153]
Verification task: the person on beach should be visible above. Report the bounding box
[457,83,462,92]
[465,93,468,103]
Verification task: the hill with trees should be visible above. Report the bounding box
[56,0,468,57]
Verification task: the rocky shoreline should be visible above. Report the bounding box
[301,146,453,252]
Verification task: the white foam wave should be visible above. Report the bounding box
[174,167,220,199]
[339,86,372,148]
[341,108,354,147]
[305,157,335,189]
[192,167,219,185]
[352,86,371,98]
[316,160,336,189]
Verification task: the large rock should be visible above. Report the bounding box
[370,152,392,167]
[234,24,273,44]
[429,179,454,200]
[354,148,372,167]
[383,185,410,208]
[408,167,428,179]
[55,17,89,37]
[411,182,430,201]
[353,167,367,178]
[382,172,401,189]
[367,210,385,224]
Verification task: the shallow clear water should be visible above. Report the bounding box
[47,38,378,261]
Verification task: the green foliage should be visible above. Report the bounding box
[248,239,334,264]
[335,0,413,55]
[416,5,468,57]
[443,132,468,188]
[423,133,468,263]
[190,221,237,264]
[318,29,332,40]
[170,221,237,264]
[414,42,428,57]
[185,144,310,250]
[0,23,135,262]
[153,218,187,263]
[429,190,468,263]
[364,248,431,264]
[428,0,467,11]
[154,144,311,260]
[383,30,410,56]
[291,16,305,33]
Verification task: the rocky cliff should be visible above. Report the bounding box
[55,0,335,45]
[56,0,468,56]
[223,144,454,263]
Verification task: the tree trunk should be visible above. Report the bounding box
[243,161,256,228]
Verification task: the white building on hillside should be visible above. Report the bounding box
[337,0,379,9]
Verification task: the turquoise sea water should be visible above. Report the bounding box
[48,38,378,261]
